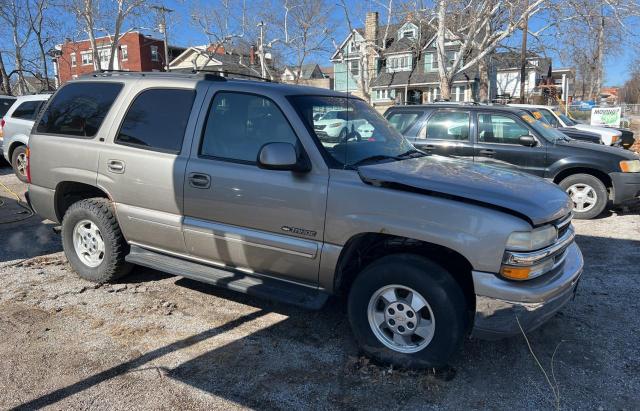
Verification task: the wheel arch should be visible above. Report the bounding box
[333,233,475,316]
[552,166,612,189]
[8,136,29,160]
[54,181,111,222]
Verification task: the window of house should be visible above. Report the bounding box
[81,51,92,65]
[200,92,298,163]
[150,45,160,62]
[11,101,45,121]
[121,45,128,60]
[99,49,110,64]
[350,60,359,76]
[430,87,440,101]
[349,41,360,53]
[36,82,123,137]
[425,53,438,71]
[403,30,415,39]
[426,111,470,140]
[374,89,395,101]
[477,113,530,144]
[70,53,77,67]
[115,89,196,153]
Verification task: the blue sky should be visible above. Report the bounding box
[161,0,633,86]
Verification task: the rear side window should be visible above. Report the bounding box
[115,88,196,153]
[36,82,123,137]
[12,101,44,120]
[0,98,15,117]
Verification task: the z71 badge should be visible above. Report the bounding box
[281,226,317,237]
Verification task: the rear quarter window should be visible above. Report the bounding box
[385,111,422,134]
[0,98,15,117]
[12,100,45,120]
[36,82,123,137]
[115,88,196,153]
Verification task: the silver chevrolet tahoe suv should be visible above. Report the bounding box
[26,73,583,368]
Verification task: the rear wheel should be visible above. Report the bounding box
[559,173,608,220]
[347,254,467,369]
[61,198,132,282]
[11,145,28,182]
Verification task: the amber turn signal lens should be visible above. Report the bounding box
[500,266,530,280]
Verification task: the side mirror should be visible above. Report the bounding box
[518,135,537,147]
[257,142,310,172]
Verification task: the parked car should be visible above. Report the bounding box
[0,95,17,159]
[509,104,623,146]
[384,104,640,220]
[1,94,50,181]
[27,73,583,369]
[521,108,602,144]
[313,109,366,142]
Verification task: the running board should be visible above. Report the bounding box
[125,245,329,310]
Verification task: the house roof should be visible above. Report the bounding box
[493,52,552,76]
[285,63,321,80]
[169,46,265,78]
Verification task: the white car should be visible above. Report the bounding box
[509,104,622,146]
[1,94,50,181]
[313,110,366,142]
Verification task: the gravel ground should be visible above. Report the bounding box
[1,162,639,410]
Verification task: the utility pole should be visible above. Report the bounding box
[151,5,174,72]
[519,0,529,104]
[257,21,266,79]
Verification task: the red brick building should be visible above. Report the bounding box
[51,32,185,86]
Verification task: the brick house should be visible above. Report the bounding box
[51,31,186,86]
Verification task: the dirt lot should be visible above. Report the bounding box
[1,162,639,411]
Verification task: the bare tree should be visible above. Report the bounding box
[27,0,53,90]
[434,0,546,100]
[267,0,334,84]
[67,0,101,70]
[104,0,146,70]
[0,0,35,95]
[0,51,12,95]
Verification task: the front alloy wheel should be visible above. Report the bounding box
[367,285,435,353]
[566,183,597,213]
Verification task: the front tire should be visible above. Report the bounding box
[11,145,28,182]
[61,198,132,282]
[347,254,467,369]
[559,173,608,220]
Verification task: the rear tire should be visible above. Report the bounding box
[347,254,467,369]
[559,173,608,220]
[11,145,28,182]
[61,198,132,283]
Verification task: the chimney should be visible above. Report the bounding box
[249,45,256,65]
[365,12,379,45]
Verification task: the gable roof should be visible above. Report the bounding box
[493,52,552,76]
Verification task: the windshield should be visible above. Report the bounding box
[288,95,415,168]
[556,112,577,126]
[520,113,570,142]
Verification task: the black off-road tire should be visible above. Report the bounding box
[347,254,467,369]
[558,173,608,220]
[61,198,132,282]
[11,145,28,182]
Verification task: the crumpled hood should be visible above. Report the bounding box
[358,156,572,226]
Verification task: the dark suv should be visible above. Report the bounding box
[385,104,640,219]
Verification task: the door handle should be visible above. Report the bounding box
[479,149,495,157]
[188,173,211,189]
[422,144,436,151]
[107,159,125,173]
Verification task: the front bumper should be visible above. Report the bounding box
[610,171,640,205]
[471,242,583,340]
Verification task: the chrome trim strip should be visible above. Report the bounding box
[127,241,322,290]
[503,226,575,266]
[183,217,318,259]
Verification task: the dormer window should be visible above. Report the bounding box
[398,22,419,40]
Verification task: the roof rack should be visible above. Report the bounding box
[193,69,274,83]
